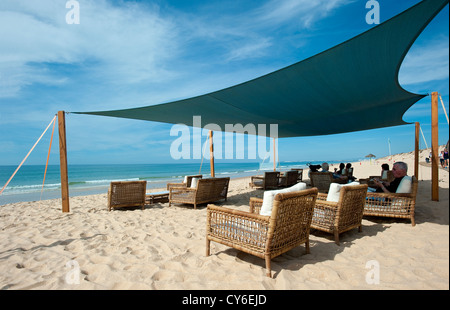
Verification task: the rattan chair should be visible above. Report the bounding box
[206,188,318,278]
[291,168,304,182]
[309,172,347,193]
[278,170,299,187]
[311,183,368,245]
[169,177,230,209]
[249,171,280,190]
[364,176,418,226]
[107,180,147,211]
[166,174,202,190]
[360,170,394,187]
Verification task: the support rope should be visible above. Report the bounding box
[40,117,56,200]
[0,115,57,196]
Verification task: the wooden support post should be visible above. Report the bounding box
[431,92,439,201]
[209,130,215,177]
[414,122,419,180]
[58,111,70,212]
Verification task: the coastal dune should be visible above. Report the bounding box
[0,151,448,290]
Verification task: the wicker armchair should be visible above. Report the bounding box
[309,172,347,193]
[107,181,147,211]
[360,170,394,187]
[311,183,368,245]
[291,168,303,182]
[364,176,418,226]
[169,177,230,209]
[249,171,280,190]
[206,188,318,278]
[278,170,299,187]
[166,174,202,190]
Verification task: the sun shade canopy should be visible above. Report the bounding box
[74,0,448,138]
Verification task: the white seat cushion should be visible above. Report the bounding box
[259,182,307,216]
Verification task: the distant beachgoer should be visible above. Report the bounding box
[444,148,449,168]
[439,151,445,168]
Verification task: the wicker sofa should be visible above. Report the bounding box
[169,177,230,209]
[107,180,147,211]
[206,188,318,277]
[364,176,418,226]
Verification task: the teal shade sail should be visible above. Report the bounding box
[74,0,448,138]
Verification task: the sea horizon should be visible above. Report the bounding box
[2,160,361,205]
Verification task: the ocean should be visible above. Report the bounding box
[0,161,320,205]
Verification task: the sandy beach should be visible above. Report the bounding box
[0,148,448,290]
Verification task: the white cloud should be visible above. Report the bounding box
[0,0,179,98]
[399,37,449,85]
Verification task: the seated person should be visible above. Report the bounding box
[321,162,330,172]
[372,162,409,193]
[334,163,345,175]
[380,163,390,180]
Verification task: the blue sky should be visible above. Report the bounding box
[0,0,448,166]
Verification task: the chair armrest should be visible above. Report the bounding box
[317,193,328,201]
[315,200,339,211]
[207,204,270,221]
[366,192,413,199]
[249,197,263,214]
[167,183,187,190]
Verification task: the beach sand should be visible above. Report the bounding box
[0,149,448,290]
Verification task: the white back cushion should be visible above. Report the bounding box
[259,182,307,216]
[190,177,199,188]
[326,182,360,202]
[396,176,412,193]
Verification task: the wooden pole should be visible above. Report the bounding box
[431,92,439,201]
[58,111,70,212]
[209,130,215,177]
[414,122,419,180]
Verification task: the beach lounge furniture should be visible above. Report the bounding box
[291,168,303,182]
[166,174,202,190]
[278,170,299,187]
[249,171,280,190]
[206,186,318,278]
[169,177,230,209]
[107,180,147,211]
[309,172,347,193]
[364,176,418,226]
[311,183,368,245]
[360,170,395,187]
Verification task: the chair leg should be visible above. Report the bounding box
[305,241,310,254]
[206,238,210,257]
[334,231,340,246]
[265,255,272,278]
[411,216,416,226]
[358,225,362,232]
